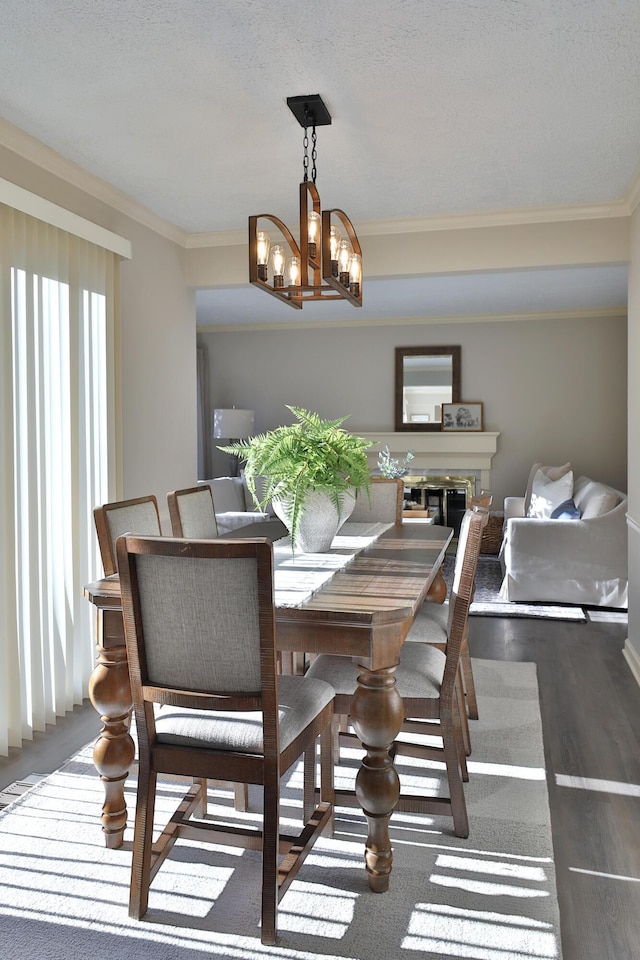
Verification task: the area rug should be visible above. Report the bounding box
[444,554,587,622]
[0,660,562,960]
[469,601,586,622]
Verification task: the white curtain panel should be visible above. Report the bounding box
[0,204,119,754]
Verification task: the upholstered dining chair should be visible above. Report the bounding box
[117,534,335,945]
[304,507,487,839]
[94,495,161,577]
[167,484,259,810]
[94,494,245,812]
[349,476,404,524]
[167,484,218,538]
[407,502,491,738]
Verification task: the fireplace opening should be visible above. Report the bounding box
[402,475,476,536]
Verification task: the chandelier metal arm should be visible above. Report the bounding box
[321,208,363,306]
[248,214,302,309]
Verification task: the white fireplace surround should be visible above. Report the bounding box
[363,432,500,493]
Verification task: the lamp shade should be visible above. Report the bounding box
[213,408,255,439]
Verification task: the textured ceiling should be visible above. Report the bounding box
[0,0,637,322]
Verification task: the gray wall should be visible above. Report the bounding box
[199,313,627,508]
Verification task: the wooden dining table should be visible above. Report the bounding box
[83,518,452,893]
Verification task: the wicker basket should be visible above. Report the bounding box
[480,512,504,555]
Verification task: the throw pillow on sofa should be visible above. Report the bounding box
[524,461,572,515]
[528,468,574,519]
[574,480,619,519]
[550,497,581,519]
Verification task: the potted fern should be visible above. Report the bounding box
[219,406,373,553]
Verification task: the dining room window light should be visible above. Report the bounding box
[0,203,121,754]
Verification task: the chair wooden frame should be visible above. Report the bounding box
[304,509,487,839]
[167,484,218,538]
[117,535,335,945]
[424,500,491,730]
[94,495,161,576]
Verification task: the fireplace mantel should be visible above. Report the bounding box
[362,431,500,492]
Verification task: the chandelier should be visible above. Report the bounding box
[248,95,362,310]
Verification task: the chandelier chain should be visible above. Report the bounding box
[303,127,309,182]
[311,126,317,183]
[302,109,318,184]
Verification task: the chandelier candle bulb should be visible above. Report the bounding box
[288,255,301,287]
[308,210,320,260]
[329,225,341,277]
[271,243,285,287]
[338,238,353,286]
[350,252,362,296]
[256,231,271,281]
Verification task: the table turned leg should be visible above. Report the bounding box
[349,665,405,892]
[426,567,447,603]
[88,615,135,849]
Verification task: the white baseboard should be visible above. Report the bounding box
[623,638,640,689]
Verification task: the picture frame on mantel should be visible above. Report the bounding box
[442,402,484,432]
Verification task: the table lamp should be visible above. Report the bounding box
[213,408,255,476]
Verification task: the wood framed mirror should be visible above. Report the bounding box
[395,346,461,432]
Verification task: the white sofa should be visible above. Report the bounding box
[500,473,628,608]
[197,476,273,535]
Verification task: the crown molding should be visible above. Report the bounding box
[0,117,188,246]
[197,304,626,335]
[187,228,247,248]
[2,114,637,249]
[186,199,632,250]
[351,201,632,236]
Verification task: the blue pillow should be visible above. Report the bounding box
[550,498,581,519]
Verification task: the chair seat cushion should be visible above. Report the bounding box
[405,602,449,642]
[306,643,445,700]
[155,675,334,753]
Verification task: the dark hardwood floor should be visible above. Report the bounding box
[1,613,638,959]
[470,611,640,960]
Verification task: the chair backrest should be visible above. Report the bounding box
[443,509,488,689]
[470,490,493,510]
[117,535,279,747]
[94,495,161,576]
[167,485,219,538]
[350,477,403,524]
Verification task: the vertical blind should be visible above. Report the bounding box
[0,205,118,754]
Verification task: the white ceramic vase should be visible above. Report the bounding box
[273,488,355,553]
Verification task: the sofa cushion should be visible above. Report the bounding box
[200,477,246,513]
[574,480,619,519]
[528,468,574,519]
[524,462,572,515]
[216,511,269,535]
[550,497,581,519]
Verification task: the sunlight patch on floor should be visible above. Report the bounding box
[555,773,640,796]
[402,902,559,958]
[467,760,547,781]
[278,880,358,938]
[569,866,640,883]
